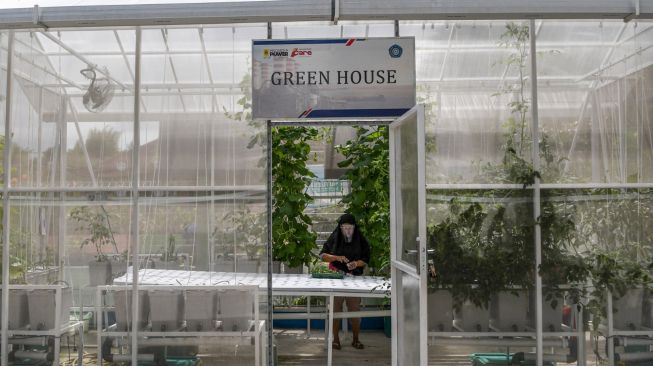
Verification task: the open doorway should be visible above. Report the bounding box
[268,122,393,366]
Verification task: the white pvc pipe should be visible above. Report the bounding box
[1,30,14,366]
[530,19,543,366]
[426,183,653,190]
[608,291,615,366]
[621,338,653,346]
[137,337,251,347]
[13,351,52,361]
[431,337,566,347]
[109,354,155,362]
[130,27,142,366]
[615,352,653,362]
[523,353,576,363]
[8,338,47,346]
[333,310,391,318]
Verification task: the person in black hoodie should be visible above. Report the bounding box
[319,213,370,350]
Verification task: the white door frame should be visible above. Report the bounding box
[389,104,427,366]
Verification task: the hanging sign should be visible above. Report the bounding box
[252,37,415,119]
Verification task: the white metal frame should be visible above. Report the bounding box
[602,290,653,366]
[4,284,85,366]
[96,285,265,366]
[0,11,651,366]
[0,1,651,29]
[427,303,586,366]
[389,104,427,366]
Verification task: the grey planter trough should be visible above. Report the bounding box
[218,288,254,331]
[114,289,149,331]
[0,289,29,329]
[148,289,184,331]
[27,288,72,330]
[491,290,529,331]
[185,289,217,331]
[612,288,644,330]
[532,291,564,332]
[88,260,113,286]
[454,300,490,332]
[427,290,454,332]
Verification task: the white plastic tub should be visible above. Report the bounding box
[0,289,29,329]
[454,300,490,332]
[148,289,184,331]
[218,288,254,332]
[491,290,529,331]
[185,289,217,331]
[114,289,149,331]
[427,290,454,332]
[27,288,72,330]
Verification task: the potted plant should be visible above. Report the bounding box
[584,252,652,331]
[149,234,181,270]
[213,206,271,273]
[70,206,117,286]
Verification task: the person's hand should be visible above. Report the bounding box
[347,261,358,270]
[335,255,349,263]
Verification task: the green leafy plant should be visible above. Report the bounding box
[272,127,319,268]
[225,73,321,269]
[162,234,178,262]
[70,206,117,262]
[584,252,652,330]
[337,126,390,275]
[214,205,267,260]
[427,22,590,310]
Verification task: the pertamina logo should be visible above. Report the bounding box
[290,48,312,58]
[263,48,289,58]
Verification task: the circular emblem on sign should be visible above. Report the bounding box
[389,44,403,58]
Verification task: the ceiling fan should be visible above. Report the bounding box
[80,67,114,113]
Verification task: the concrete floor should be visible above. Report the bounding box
[275,329,391,366]
[60,329,604,366]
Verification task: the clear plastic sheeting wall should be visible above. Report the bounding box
[0,25,268,366]
[417,19,653,366]
[1,17,653,366]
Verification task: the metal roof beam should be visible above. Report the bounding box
[0,1,651,29]
[0,1,331,29]
[340,0,653,21]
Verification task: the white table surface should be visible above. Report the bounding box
[113,268,390,294]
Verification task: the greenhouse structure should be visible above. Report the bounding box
[0,1,652,365]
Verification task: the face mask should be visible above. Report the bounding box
[340,225,354,243]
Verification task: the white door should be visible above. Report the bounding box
[390,104,427,366]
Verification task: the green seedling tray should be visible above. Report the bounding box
[311,272,344,279]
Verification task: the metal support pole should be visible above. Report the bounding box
[266,20,274,366]
[267,118,273,366]
[37,88,45,263]
[1,30,15,366]
[53,287,62,364]
[130,27,142,366]
[58,97,68,281]
[328,295,334,366]
[96,287,102,366]
[608,291,615,366]
[529,20,543,366]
